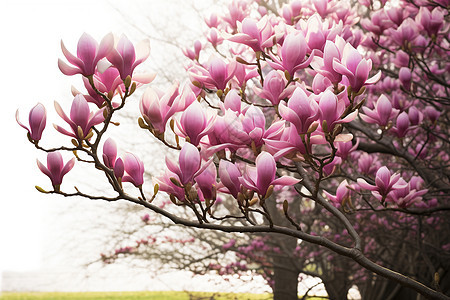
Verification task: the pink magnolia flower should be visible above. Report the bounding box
[74,66,155,108]
[242,105,267,147]
[218,160,242,198]
[360,95,399,127]
[232,63,258,88]
[227,17,282,52]
[358,153,380,176]
[416,7,444,37]
[54,95,105,140]
[207,28,223,48]
[205,110,250,154]
[194,162,217,201]
[389,18,420,47]
[102,138,118,169]
[263,120,286,142]
[299,14,341,52]
[222,89,243,114]
[205,13,219,28]
[264,124,317,160]
[398,67,412,91]
[183,40,202,60]
[323,157,342,176]
[222,0,248,30]
[78,67,122,107]
[424,106,440,124]
[258,6,268,16]
[268,32,316,77]
[311,73,333,94]
[239,151,301,197]
[408,142,429,160]
[390,91,407,110]
[357,166,408,202]
[409,176,429,197]
[385,6,408,26]
[188,56,237,91]
[313,0,336,18]
[428,62,446,76]
[166,143,201,185]
[176,100,215,146]
[393,50,410,68]
[413,37,429,55]
[209,108,280,155]
[278,87,320,134]
[318,89,357,132]
[153,169,185,202]
[122,152,145,187]
[281,1,303,25]
[391,111,411,138]
[323,179,351,204]
[37,152,75,190]
[343,28,364,48]
[376,76,399,93]
[332,42,381,92]
[58,33,114,77]
[335,139,358,160]
[16,103,46,141]
[388,177,428,208]
[253,70,295,105]
[360,10,393,35]
[311,37,346,84]
[107,35,151,80]
[334,4,360,27]
[140,83,194,134]
[408,106,423,126]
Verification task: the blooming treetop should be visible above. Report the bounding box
[17,1,449,299]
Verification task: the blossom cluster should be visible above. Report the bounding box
[17,0,444,217]
[16,0,449,297]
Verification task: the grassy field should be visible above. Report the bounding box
[0,291,275,300]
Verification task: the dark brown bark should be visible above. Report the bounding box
[272,254,300,300]
[268,197,301,300]
[323,279,351,300]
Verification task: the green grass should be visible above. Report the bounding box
[0,291,274,300]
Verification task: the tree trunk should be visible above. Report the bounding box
[273,254,300,300]
[359,278,420,300]
[266,198,301,300]
[323,279,350,300]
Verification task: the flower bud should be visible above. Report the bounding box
[399,67,412,91]
[283,200,289,214]
[248,197,259,206]
[16,103,47,141]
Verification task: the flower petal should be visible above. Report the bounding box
[58,59,81,76]
[271,175,301,186]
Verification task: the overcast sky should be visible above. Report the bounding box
[1,0,117,271]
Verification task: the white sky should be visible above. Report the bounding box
[1,0,118,271]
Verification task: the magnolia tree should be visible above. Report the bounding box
[17,0,449,299]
